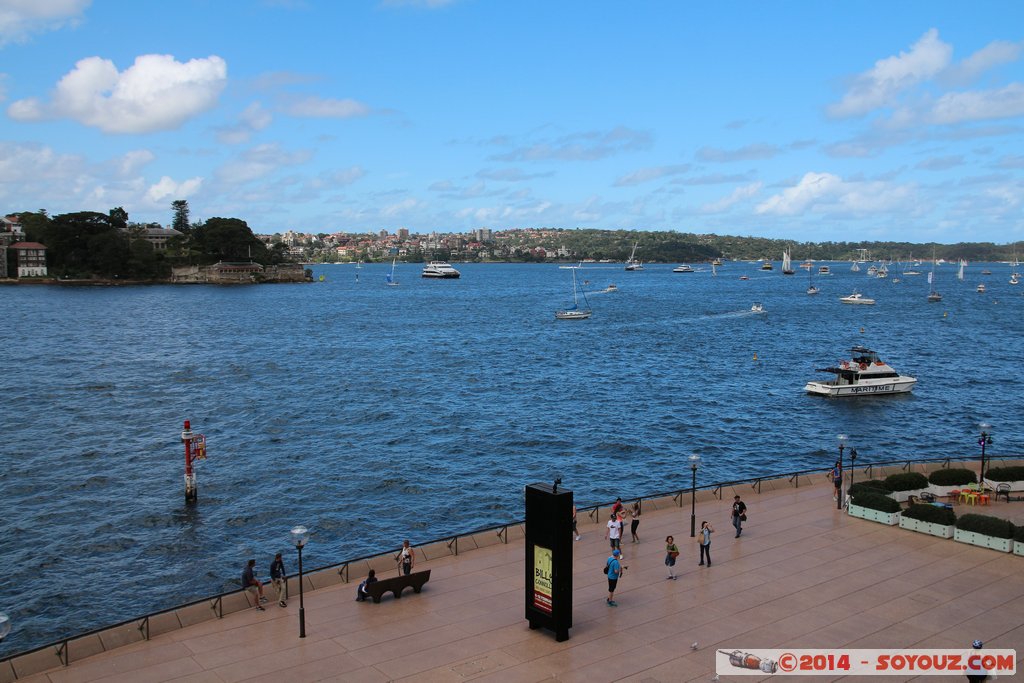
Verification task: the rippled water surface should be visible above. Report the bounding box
[2,262,1022,654]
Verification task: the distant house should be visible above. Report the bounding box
[140,226,183,251]
[10,242,48,277]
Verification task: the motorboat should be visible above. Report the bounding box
[840,291,875,305]
[421,261,461,278]
[739,275,749,281]
[605,283,618,292]
[807,285,820,295]
[804,346,917,397]
[712,258,723,267]
[750,302,764,313]
[977,283,986,293]
[818,265,830,275]
[672,264,694,273]
[760,260,774,271]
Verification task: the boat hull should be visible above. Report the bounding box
[804,378,916,397]
[555,310,591,320]
[422,272,460,278]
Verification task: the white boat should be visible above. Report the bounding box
[672,264,694,273]
[750,302,765,313]
[957,259,966,281]
[818,265,830,275]
[712,257,723,267]
[421,261,461,278]
[977,283,986,293]
[624,242,643,271]
[760,259,774,271]
[1011,273,1020,285]
[782,249,794,275]
[807,266,819,295]
[927,251,941,302]
[804,346,917,397]
[605,283,618,293]
[840,291,875,305]
[866,265,878,276]
[385,257,399,286]
[555,268,592,320]
[850,261,860,272]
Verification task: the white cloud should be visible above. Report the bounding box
[215,143,314,185]
[8,53,227,133]
[944,40,1023,85]
[284,96,370,118]
[613,164,691,187]
[829,28,952,117]
[490,126,651,162]
[700,182,762,213]
[929,83,1024,124]
[696,144,779,163]
[114,149,155,176]
[756,172,914,216]
[0,0,90,46]
[915,155,964,171]
[216,102,272,144]
[145,175,203,203]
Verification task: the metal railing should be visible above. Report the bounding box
[1,452,1018,675]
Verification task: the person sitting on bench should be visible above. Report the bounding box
[356,569,378,602]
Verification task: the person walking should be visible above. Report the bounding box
[396,539,415,576]
[605,512,622,552]
[731,495,747,537]
[605,549,624,606]
[629,501,641,543]
[664,535,680,580]
[830,461,843,502]
[572,504,580,541]
[966,640,988,682]
[242,559,267,610]
[269,552,287,608]
[698,521,713,566]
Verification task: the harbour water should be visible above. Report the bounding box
[2,261,1022,655]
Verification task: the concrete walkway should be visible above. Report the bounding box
[6,467,1024,682]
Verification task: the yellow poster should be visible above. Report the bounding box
[533,544,553,614]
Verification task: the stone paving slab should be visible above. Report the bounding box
[7,468,1024,682]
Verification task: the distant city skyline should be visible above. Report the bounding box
[2,1,1023,243]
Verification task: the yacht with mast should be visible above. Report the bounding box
[555,268,592,320]
[624,242,644,271]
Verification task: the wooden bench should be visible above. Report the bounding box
[364,570,431,603]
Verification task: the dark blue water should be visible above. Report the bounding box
[2,261,1022,655]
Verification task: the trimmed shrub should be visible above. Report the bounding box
[984,466,1024,482]
[928,468,977,486]
[884,472,929,492]
[955,513,1016,539]
[901,504,955,526]
[853,491,901,513]
[849,480,890,498]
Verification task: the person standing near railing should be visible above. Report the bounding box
[242,559,267,611]
[731,496,747,538]
[396,539,415,576]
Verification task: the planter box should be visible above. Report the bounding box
[899,516,954,538]
[1014,541,1024,557]
[954,529,1012,553]
[889,488,927,503]
[984,479,1024,492]
[848,504,900,526]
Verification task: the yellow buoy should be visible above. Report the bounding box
[753,353,758,361]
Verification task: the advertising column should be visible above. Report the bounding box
[524,481,572,642]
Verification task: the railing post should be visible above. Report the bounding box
[337,563,349,584]
[56,641,68,667]
[497,526,507,544]
[447,536,459,556]
[713,485,722,500]
[752,479,761,494]
[138,616,150,641]
[211,596,223,619]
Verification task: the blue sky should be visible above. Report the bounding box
[2,1,1023,242]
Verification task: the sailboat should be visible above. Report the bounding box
[927,251,941,302]
[624,242,643,271]
[555,268,592,320]
[851,261,860,272]
[1011,251,1020,285]
[386,257,399,286]
[711,261,718,277]
[807,265,819,295]
[957,259,966,282]
[782,249,794,275]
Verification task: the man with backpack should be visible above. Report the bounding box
[605,549,624,606]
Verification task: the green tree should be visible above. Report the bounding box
[171,200,191,235]
[191,217,269,264]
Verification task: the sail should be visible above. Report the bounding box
[957,259,965,281]
[927,271,933,285]
[782,250,791,271]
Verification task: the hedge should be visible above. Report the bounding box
[928,468,977,486]
[955,513,1016,539]
[901,504,956,526]
[849,480,890,498]
[984,465,1024,482]
[884,472,929,492]
[853,491,902,513]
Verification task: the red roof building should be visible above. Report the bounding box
[10,242,48,277]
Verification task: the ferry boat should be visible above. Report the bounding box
[672,264,694,273]
[421,261,461,278]
[840,291,875,305]
[817,265,830,275]
[804,346,917,397]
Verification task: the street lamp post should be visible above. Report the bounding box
[689,454,701,537]
[848,447,858,506]
[978,423,994,490]
[291,525,309,638]
[836,434,847,510]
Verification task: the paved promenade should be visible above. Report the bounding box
[6,468,1024,682]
